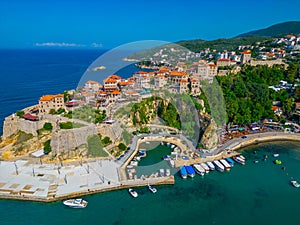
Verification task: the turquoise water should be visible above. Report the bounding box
[1,141,300,225]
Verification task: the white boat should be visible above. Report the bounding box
[273,154,279,157]
[220,159,231,171]
[169,159,175,168]
[159,168,165,176]
[63,199,88,208]
[239,155,246,160]
[146,141,150,144]
[200,162,210,173]
[206,161,215,170]
[165,168,171,176]
[233,156,245,165]
[193,164,205,176]
[148,185,157,193]
[213,160,225,172]
[171,144,175,149]
[130,161,138,166]
[128,188,138,197]
[291,180,300,188]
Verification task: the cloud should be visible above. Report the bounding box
[35,42,85,47]
[91,42,103,48]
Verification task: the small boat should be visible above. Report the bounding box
[165,168,171,176]
[145,142,150,144]
[163,155,171,160]
[169,159,175,168]
[200,162,210,173]
[63,199,88,208]
[130,161,138,166]
[171,144,175,149]
[134,156,141,161]
[274,159,282,165]
[273,154,279,157]
[291,180,300,188]
[206,161,215,170]
[159,169,165,176]
[226,158,235,167]
[239,155,246,160]
[139,150,147,157]
[213,160,225,172]
[148,185,157,193]
[220,159,231,171]
[161,142,164,145]
[180,166,187,179]
[253,160,259,164]
[193,164,205,176]
[185,165,195,178]
[128,188,138,197]
[232,156,245,165]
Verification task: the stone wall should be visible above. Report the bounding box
[250,59,288,68]
[2,115,44,139]
[51,124,98,155]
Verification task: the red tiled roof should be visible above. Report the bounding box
[39,94,64,102]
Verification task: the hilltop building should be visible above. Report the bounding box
[39,94,65,114]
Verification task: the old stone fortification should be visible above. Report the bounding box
[250,59,288,68]
[50,124,98,156]
[200,119,218,149]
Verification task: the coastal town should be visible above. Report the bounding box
[0,34,300,202]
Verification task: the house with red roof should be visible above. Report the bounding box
[38,94,65,114]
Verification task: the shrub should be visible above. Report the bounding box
[43,122,53,131]
[102,136,112,146]
[43,140,52,154]
[16,110,25,118]
[118,143,127,151]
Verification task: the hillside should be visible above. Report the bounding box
[177,36,268,52]
[238,21,300,37]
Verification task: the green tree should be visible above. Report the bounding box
[43,122,53,131]
[102,136,112,146]
[49,109,56,115]
[118,143,127,151]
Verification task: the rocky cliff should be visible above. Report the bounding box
[200,119,219,149]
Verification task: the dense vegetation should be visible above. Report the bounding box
[177,36,268,52]
[43,122,53,131]
[238,21,300,38]
[65,105,106,124]
[215,63,300,124]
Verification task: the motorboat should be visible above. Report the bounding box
[180,166,187,179]
[213,160,225,172]
[169,159,175,168]
[220,159,231,171]
[273,153,279,157]
[159,168,165,176]
[225,158,235,167]
[165,168,171,176]
[128,188,138,197]
[232,156,245,165]
[200,162,210,173]
[206,161,215,170]
[63,199,88,208]
[148,185,157,193]
[185,165,195,178]
[291,180,300,188]
[193,164,205,176]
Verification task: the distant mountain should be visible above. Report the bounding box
[238,21,300,37]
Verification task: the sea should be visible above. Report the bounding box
[0,49,300,225]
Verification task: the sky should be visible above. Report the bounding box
[0,0,300,49]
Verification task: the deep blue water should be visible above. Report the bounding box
[0,49,144,134]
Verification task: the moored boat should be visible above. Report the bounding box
[148,185,157,193]
[213,160,225,172]
[165,168,171,176]
[169,159,175,168]
[193,164,205,176]
[180,166,187,179]
[226,158,235,167]
[274,159,282,165]
[185,165,195,178]
[159,168,165,176]
[232,156,245,165]
[220,159,231,171]
[128,188,138,197]
[206,161,215,170]
[200,162,210,173]
[273,153,279,157]
[63,199,88,208]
